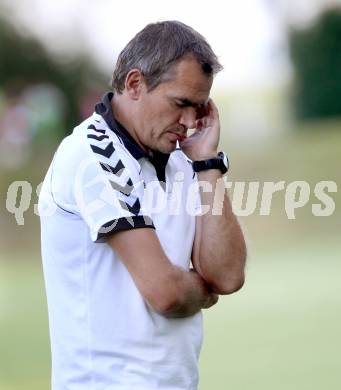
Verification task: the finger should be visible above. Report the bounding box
[212,293,219,305]
[196,105,207,120]
[202,293,219,309]
[196,119,203,130]
[207,99,219,120]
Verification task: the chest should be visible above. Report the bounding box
[138,157,198,268]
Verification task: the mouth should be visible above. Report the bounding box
[167,131,187,143]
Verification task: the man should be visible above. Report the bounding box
[39,20,246,390]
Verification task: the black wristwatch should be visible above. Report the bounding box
[192,151,229,174]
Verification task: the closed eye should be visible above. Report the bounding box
[174,98,205,109]
[175,100,195,109]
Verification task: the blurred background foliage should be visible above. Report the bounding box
[289,7,341,120]
[0,14,107,138]
[0,1,340,389]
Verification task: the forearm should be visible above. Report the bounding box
[194,170,247,294]
[107,228,218,319]
[158,268,218,319]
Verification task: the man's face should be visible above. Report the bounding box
[134,57,213,154]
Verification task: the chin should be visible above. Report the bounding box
[163,142,178,154]
[151,141,175,154]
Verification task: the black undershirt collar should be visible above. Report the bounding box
[95,92,170,183]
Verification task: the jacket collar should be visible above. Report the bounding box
[95,92,170,182]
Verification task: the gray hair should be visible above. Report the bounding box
[112,20,223,93]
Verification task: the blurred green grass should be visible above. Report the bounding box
[1,242,340,390]
[0,254,50,390]
[200,242,341,390]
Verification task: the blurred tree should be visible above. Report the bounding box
[289,7,341,121]
[0,15,106,137]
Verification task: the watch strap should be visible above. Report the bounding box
[192,152,229,174]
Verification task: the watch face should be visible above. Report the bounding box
[218,151,229,171]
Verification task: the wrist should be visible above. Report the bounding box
[193,151,229,175]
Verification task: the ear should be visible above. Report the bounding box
[124,69,145,100]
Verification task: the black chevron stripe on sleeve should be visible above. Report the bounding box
[88,124,106,134]
[110,178,134,196]
[100,161,125,177]
[90,142,115,158]
[87,134,109,141]
[118,198,141,216]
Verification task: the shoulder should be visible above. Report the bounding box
[55,113,140,180]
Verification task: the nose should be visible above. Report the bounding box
[178,107,197,130]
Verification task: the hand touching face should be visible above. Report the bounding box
[179,99,220,161]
